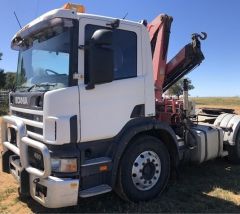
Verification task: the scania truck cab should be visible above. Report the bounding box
[2,4,158,208]
[2,3,240,208]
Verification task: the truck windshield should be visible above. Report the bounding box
[15,22,72,92]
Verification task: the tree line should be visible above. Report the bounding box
[167,78,194,98]
[0,52,16,90]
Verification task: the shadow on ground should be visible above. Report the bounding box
[24,159,240,213]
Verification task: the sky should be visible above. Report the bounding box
[0,0,240,97]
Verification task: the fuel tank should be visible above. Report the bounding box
[188,124,223,163]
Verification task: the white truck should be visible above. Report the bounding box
[1,3,240,208]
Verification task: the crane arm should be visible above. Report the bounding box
[163,32,207,92]
[147,14,207,99]
[147,14,173,100]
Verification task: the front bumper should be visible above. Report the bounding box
[1,115,79,208]
[30,175,79,208]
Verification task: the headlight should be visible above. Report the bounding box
[51,158,77,173]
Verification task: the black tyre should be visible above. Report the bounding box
[17,187,29,202]
[116,135,170,202]
[228,130,240,164]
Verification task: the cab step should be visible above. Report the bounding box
[79,184,112,198]
[81,157,111,167]
[81,157,112,177]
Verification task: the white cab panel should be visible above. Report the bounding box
[43,87,80,144]
[141,26,155,117]
[79,77,144,142]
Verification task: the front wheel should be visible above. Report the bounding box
[116,135,170,202]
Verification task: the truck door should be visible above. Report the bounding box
[78,18,144,142]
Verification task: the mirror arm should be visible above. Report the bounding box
[78,45,85,49]
[79,44,90,50]
[85,82,95,90]
[84,43,95,90]
[106,19,120,29]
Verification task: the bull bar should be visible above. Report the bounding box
[1,115,51,178]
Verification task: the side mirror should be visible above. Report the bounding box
[86,29,114,90]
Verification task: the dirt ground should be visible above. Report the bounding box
[1,104,240,213]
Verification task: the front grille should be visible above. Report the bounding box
[28,147,44,170]
[12,111,43,122]
[26,125,43,135]
[11,110,43,140]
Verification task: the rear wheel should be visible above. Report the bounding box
[116,135,170,202]
[228,130,240,164]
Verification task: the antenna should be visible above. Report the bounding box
[122,12,128,20]
[13,11,22,29]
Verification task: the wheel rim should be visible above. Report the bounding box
[131,150,161,191]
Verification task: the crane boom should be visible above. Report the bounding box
[147,14,173,100]
[147,14,207,100]
[163,33,207,91]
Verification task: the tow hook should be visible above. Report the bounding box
[191,32,207,51]
[192,32,207,41]
[33,178,40,184]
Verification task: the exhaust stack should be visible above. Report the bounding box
[183,79,189,117]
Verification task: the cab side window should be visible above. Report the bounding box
[84,24,137,84]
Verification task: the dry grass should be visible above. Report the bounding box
[1,98,240,213]
[1,155,240,213]
[192,97,240,114]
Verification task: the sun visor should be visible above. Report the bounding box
[11,18,73,50]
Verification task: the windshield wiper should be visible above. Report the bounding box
[14,85,30,92]
[27,83,57,92]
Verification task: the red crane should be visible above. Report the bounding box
[147,14,207,124]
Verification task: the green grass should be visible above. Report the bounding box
[0,99,8,116]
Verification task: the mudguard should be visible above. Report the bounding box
[111,117,179,186]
